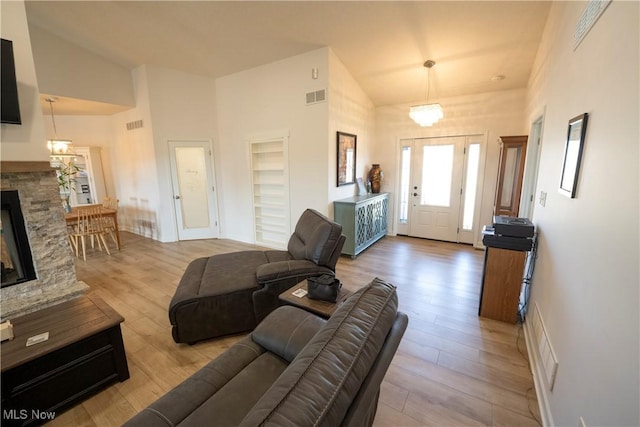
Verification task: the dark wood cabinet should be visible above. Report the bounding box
[478,247,527,323]
[495,135,528,217]
[1,296,129,426]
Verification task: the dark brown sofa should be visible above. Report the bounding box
[124,278,407,426]
[169,209,346,344]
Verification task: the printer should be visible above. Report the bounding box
[482,215,535,251]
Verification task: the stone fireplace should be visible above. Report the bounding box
[0,162,88,320]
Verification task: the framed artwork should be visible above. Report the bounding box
[337,131,357,186]
[559,113,589,198]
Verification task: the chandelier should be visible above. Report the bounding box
[45,97,76,161]
[409,60,443,127]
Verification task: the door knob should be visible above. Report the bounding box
[175,195,181,200]
[413,192,419,197]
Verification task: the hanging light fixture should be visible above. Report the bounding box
[45,97,76,161]
[409,60,444,127]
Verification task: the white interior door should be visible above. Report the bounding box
[168,140,219,240]
[409,137,465,241]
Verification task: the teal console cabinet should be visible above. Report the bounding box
[333,193,389,258]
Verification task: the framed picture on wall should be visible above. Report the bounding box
[337,131,357,186]
[559,113,588,198]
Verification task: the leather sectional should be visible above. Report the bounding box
[169,209,346,343]
[124,277,408,426]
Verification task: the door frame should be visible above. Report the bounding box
[395,133,487,245]
[168,139,220,240]
[520,115,545,219]
[458,134,488,245]
[409,136,465,242]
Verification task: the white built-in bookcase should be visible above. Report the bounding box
[249,132,290,249]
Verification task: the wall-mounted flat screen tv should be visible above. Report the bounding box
[1,38,22,125]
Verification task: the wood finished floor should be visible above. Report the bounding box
[47,232,541,427]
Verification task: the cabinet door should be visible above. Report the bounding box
[480,247,526,323]
[495,136,527,217]
[354,202,368,252]
[371,194,388,237]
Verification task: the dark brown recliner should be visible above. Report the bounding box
[169,209,345,343]
[125,278,408,427]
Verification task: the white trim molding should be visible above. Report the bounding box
[523,312,555,427]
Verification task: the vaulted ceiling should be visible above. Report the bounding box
[25,1,551,114]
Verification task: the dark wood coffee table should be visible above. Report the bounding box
[279,281,352,318]
[1,295,129,426]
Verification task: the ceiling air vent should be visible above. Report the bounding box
[126,120,143,131]
[305,89,327,106]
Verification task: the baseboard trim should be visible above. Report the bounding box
[523,317,555,427]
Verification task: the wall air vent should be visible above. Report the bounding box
[574,0,611,49]
[126,120,143,131]
[305,89,327,106]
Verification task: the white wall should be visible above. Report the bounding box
[46,115,116,198]
[144,65,218,242]
[111,66,159,239]
[110,65,219,242]
[0,0,49,161]
[28,25,134,108]
[328,49,376,213]
[375,88,527,240]
[216,48,330,244]
[525,2,639,426]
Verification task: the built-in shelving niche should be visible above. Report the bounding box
[249,132,290,249]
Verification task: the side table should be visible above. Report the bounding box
[279,281,352,318]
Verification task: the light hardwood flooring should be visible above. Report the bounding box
[47,232,540,426]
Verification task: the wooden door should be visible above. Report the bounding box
[494,136,527,217]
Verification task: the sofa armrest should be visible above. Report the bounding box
[123,336,265,426]
[256,260,334,284]
[251,305,326,363]
[254,262,335,323]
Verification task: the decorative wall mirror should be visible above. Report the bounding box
[559,113,588,198]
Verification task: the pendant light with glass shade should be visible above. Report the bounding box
[409,60,444,127]
[45,97,80,212]
[45,97,77,162]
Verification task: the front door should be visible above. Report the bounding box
[409,137,465,242]
[168,140,219,240]
[399,135,482,244]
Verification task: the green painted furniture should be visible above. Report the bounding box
[333,193,389,258]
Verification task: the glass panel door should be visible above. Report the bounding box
[409,137,464,242]
[175,146,210,229]
[400,136,483,244]
[420,144,454,207]
[168,140,219,240]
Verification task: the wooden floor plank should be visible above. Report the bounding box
[47,232,540,426]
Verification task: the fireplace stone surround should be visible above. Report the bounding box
[0,162,88,320]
